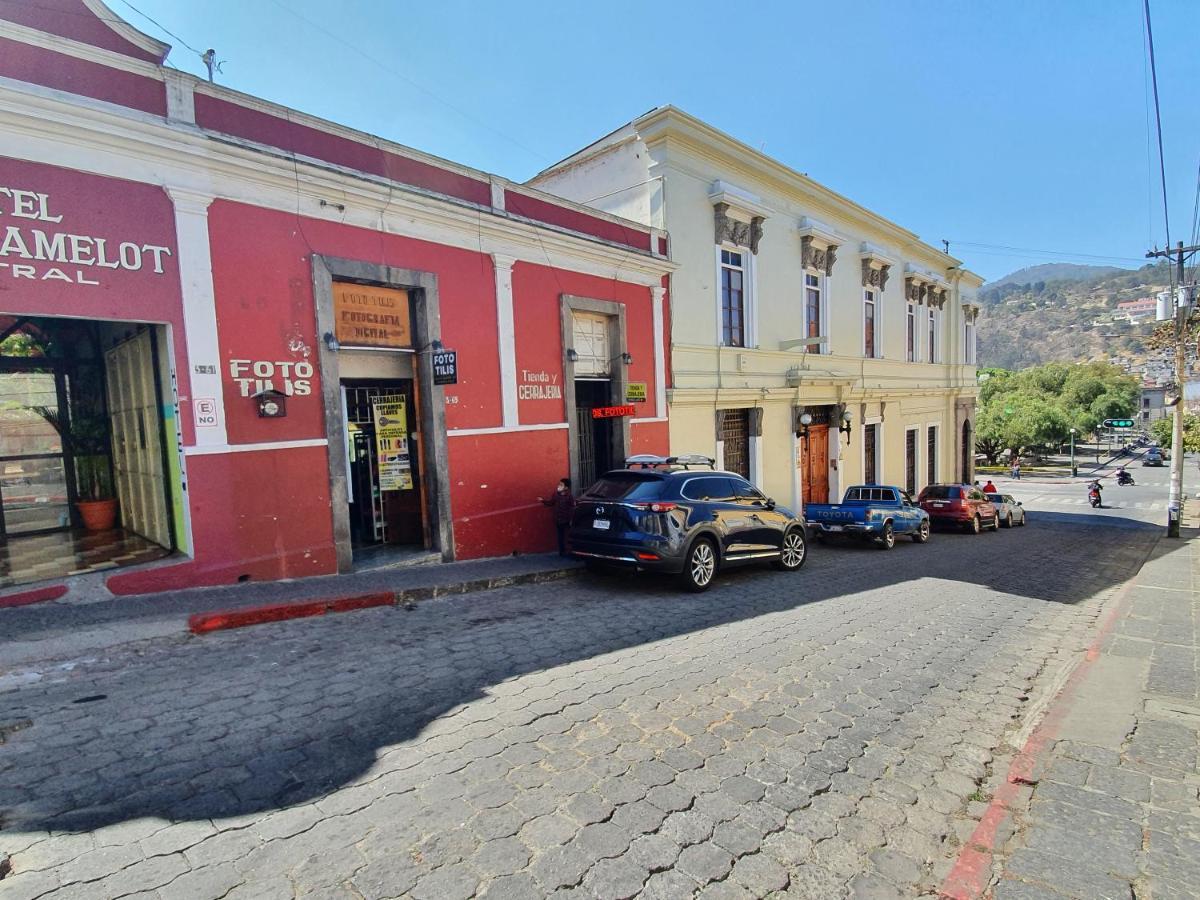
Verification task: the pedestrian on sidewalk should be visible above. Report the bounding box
[982,479,997,493]
[540,478,576,556]
[1010,456,1021,480]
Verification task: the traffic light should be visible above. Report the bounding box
[1103,419,1135,428]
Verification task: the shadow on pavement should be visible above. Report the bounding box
[0,511,1171,834]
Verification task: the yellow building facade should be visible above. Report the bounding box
[531,107,982,510]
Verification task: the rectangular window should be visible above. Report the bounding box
[864,290,877,358]
[864,423,878,485]
[905,428,918,494]
[964,322,976,364]
[927,426,937,485]
[928,309,938,363]
[804,273,823,353]
[906,304,916,362]
[720,249,745,348]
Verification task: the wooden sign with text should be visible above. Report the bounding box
[333,283,411,349]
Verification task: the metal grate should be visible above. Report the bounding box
[905,429,917,494]
[864,423,878,485]
[927,426,938,485]
[721,409,750,478]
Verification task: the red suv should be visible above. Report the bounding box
[917,484,999,534]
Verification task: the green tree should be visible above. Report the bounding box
[1151,414,1200,452]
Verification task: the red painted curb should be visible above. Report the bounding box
[188,591,394,634]
[937,564,1146,899]
[0,584,69,609]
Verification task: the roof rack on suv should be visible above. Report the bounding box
[624,454,716,471]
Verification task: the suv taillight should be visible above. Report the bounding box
[632,501,677,513]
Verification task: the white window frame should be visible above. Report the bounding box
[715,244,756,348]
[925,421,940,486]
[861,418,883,485]
[863,289,880,358]
[964,320,976,364]
[905,302,917,362]
[803,270,828,354]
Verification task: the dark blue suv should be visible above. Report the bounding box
[567,455,808,592]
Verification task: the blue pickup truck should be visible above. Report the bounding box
[805,485,930,550]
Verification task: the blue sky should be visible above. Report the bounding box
[120,0,1199,282]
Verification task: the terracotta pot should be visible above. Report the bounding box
[77,498,118,532]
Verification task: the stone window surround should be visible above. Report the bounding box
[709,180,770,255]
[798,217,840,277]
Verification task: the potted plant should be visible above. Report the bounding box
[35,408,118,531]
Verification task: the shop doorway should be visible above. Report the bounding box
[342,380,428,568]
[574,379,614,490]
[0,317,175,588]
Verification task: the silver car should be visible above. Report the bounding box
[985,493,1027,528]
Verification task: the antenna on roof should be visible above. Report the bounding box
[201,48,225,83]
[942,239,951,255]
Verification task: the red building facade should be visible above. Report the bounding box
[0,1,673,596]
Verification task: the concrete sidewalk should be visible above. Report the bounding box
[0,553,580,673]
[949,504,1200,899]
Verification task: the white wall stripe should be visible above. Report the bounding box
[184,438,328,456]
[651,285,667,419]
[492,254,518,427]
[166,188,228,448]
[448,423,569,437]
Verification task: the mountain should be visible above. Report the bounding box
[983,263,1127,291]
[976,261,1173,373]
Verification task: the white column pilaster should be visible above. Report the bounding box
[651,285,667,419]
[492,253,518,427]
[167,187,226,447]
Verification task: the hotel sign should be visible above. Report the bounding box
[333,283,412,349]
[0,186,172,286]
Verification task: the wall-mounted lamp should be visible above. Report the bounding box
[566,348,579,363]
[838,406,853,440]
[797,411,813,441]
[621,352,633,366]
[323,331,340,352]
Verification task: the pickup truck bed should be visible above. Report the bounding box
[805,485,930,550]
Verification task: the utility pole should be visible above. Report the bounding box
[1146,240,1198,537]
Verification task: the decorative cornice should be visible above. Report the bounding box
[797,216,841,247]
[714,202,765,254]
[861,257,890,291]
[707,180,773,219]
[801,235,837,276]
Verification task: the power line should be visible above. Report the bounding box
[1143,0,1173,287]
[113,0,203,57]
[265,0,550,166]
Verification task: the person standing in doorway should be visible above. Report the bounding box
[540,478,576,556]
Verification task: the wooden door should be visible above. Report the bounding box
[105,330,171,547]
[801,425,829,505]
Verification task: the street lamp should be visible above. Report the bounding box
[1070,428,1077,477]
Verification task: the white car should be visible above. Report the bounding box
[985,492,1027,528]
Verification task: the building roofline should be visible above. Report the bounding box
[534,104,968,272]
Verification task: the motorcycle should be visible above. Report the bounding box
[1117,470,1135,486]
[1088,483,1103,508]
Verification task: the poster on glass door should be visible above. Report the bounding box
[372,398,413,491]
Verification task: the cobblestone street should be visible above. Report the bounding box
[0,518,1163,898]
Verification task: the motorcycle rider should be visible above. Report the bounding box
[1088,479,1103,507]
[1117,466,1134,485]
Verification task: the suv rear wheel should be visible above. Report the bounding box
[968,515,981,535]
[775,529,807,571]
[679,538,717,592]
